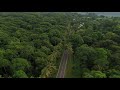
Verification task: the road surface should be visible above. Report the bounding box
[56,50,68,78]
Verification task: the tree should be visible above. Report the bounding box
[90,31,103,42]
[93,48,109,71]
[41,46,51,55]
[83,70,106,78]
[65,42,74,55]
[40,63,57,78]
[83,72,94,78]
[48,29,61,38]
[91,70,106,78]
[11,58,31,71]
[70,34,84,49]
[83,36,93,46]
[50,36,62,46]
[13,70,28,78]
[0,49,5,58]
[104,32,119,40]
[17,45,35,60]
[4,49,17,60]
[0,31,10,48]
[74,44,96,70]
[110,45,120,52]
[107,69,120,78]
[39,33,49,41]
[97,40,117,49]
[0,59,10,68]
[35,57,47,76]
[0,58,10,76]
[34,49,47,59]
[110,52,120,69]
[33,39,42,49]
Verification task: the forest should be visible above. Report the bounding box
[0,12,120,78]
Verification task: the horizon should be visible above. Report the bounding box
[78,12,120,17]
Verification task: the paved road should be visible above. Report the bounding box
[56,50,68,78]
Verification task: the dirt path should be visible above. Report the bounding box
[56,50,68,78]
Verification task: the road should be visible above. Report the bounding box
[56,50,68,78]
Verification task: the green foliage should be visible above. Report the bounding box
[40,63,57,78]
[70,34,84,49]
[83,72,94,78]
[83,70,106,78]
[0,12,120,78]
[110,52,120,68]
[13,70,28,78]
[0,31,10,48]
[75,45,96,69]
[93,48,109,70]
[4,49,17,60]
[0,59,10,67]
[106,69,120,78]
[0,49,5,58]
[104,32,118,40]
[11,58,31,71]
[35,57,47,73]
[41,46,51,55]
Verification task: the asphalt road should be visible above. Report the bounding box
[56,50,68,78]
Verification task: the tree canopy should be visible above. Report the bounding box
[0,12,120,78]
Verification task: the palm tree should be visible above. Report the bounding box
[40,63,57,78]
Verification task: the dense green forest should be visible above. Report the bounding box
[0,12,120,78]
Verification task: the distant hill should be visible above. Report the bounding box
[79,12,120,17]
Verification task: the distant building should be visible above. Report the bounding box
[78,23,84,28]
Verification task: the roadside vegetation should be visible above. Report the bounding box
[0,12,120,78]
